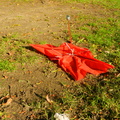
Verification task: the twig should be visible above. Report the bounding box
[8,85,11,98]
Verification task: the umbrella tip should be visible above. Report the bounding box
[66,15,70,20]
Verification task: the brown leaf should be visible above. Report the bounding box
[2,98,13,106]
[31,28,36,31]
[7,52,14,56]
[46,95,53,104]
[2,75,8,79]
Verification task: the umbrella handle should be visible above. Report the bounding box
[66,15,72,43]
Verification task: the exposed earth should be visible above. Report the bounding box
[0,0,115,119]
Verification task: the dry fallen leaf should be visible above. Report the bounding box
[0,96,13,106]
[0,96,9,101]
[7,52,13,56]
[19,111,26,114]
[2,98,13,106]
[2,75,8,79]
[46,95,53,104]
[31,28,36,31]
[23,32,32,36]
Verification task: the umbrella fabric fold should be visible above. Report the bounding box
[30,43,114,80]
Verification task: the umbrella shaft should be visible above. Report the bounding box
[68,20,72,43]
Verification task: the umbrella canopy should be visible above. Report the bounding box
[30,42,114,81]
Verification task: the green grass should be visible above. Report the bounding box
[23,1,120,119]
[0,0,120,119]
[0,60,15,71]
[73,15,120,69]
[23,76,120,119]
[0,33,39,71]
[55,0,120,9]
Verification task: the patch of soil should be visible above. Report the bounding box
[0,0,112,119]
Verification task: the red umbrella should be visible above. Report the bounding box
[30,42,114,80]
[30,16,114,81]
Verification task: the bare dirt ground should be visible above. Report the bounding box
[0,0,113,119]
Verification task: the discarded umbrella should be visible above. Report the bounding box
[30,16,114,81]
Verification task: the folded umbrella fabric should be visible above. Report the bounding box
[30,42,114,80]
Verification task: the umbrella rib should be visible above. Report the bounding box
[65,43,74,56]
[51,48,63,58]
